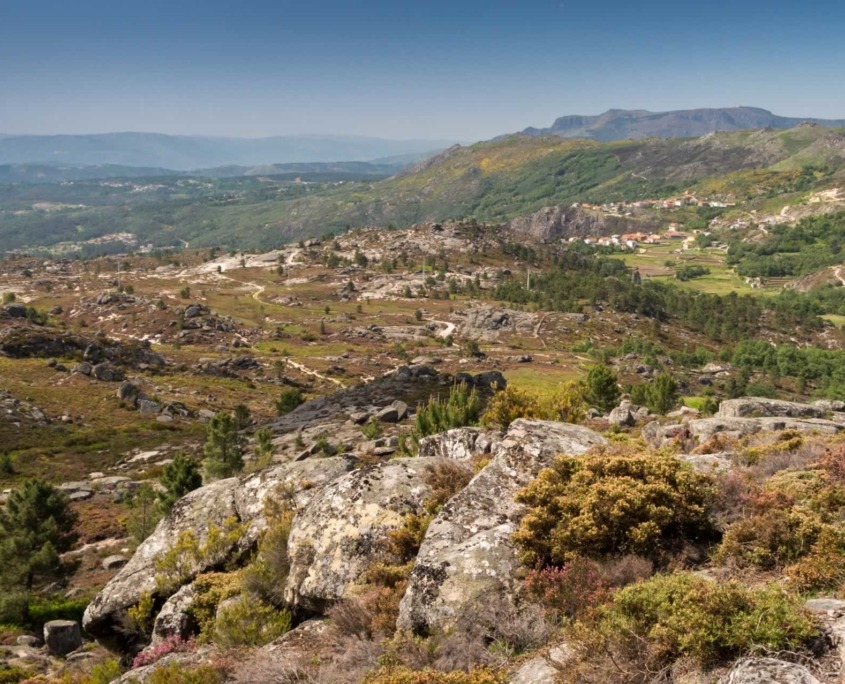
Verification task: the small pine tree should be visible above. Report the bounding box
[275,388,304,416]
[414,382,482,440]
[253,428,275,469]
[157,454,202,513]
[125,484,162,546]
[585,364,621,413]
[0,479,78,589]
[233,403,251,430]
[203,412,245,480]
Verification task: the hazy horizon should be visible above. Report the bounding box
[3,0,845,140]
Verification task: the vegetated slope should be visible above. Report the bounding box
[254,124,845,237]
[0,160,410,184]
[0,132,454,169]
[4,125,845,253]
[522,106,845,141]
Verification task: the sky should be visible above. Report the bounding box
[1,0,844,141]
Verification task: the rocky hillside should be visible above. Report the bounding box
[75,396,845,683]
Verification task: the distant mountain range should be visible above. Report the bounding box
[0,133,454,170]
[0,159,418,184]
[522,107,845,141]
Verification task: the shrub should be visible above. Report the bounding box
[241,493,294,607]
[187,572,242,640]
[584,573,816,671]
[0,665,35,683]
[715,468,845,574]
[630,373,680,415]
[131,635,195,669]
[154,518,245,595]
[524,557,609,622]
[423,460,474,515]
[275,387,304,416]
[481,382,587,430]
[362,417,384,440]
[214,594,291,648]
[514,453,716,566]
[147,663,222,684]
[363,667,505,684]
[125,483,163,546]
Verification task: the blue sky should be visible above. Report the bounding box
[1,0,843,140]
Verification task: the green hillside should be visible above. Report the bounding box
[3,125,845,253]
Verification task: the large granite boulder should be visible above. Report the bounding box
[719,657,820,684]
[397,419,606,634]
[417,426,501,461]
[283,457,456,612]
[84,457,354,650]
[717,397,845,423]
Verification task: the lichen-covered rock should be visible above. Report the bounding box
[284,458,453,612]
[234,457,354,546]
[83,478,241,649]
[719,657,820,684]
[608,400,636,427]
[84,457,355,651]
[151,584,197,644]
[717,397,845,423]
[397,419,606,634]
[417,426,501,461]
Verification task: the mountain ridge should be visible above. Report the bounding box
[523,106,845,141]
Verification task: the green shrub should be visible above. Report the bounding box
[154,518,245,595]
[481,382,587,429]
[587,573,816,670]
[514,453,716,566]
[188,572,242,640]
[630,373,680,415]
[0,665,35,684]
[364,667,504,684]
[275,387,304,416]
[213,594,291,648]
[241,494,294,607]
[147,663,222,684]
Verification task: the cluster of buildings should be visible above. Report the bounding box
[567,228,698,250]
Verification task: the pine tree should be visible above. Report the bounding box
[585,365,621,412]
[0,479,78,589]
[157,453,202,513]
[203,412,244,480]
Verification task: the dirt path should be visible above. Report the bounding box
[836,266,845,286]
[286,359,346,387]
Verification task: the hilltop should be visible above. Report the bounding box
[522,106,845,141]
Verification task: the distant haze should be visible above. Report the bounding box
[0,133,454,170]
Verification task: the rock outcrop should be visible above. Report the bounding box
[719,657,821,684]
[397,419,606,634]
[83,457,353,649]
[284,457,456,612]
